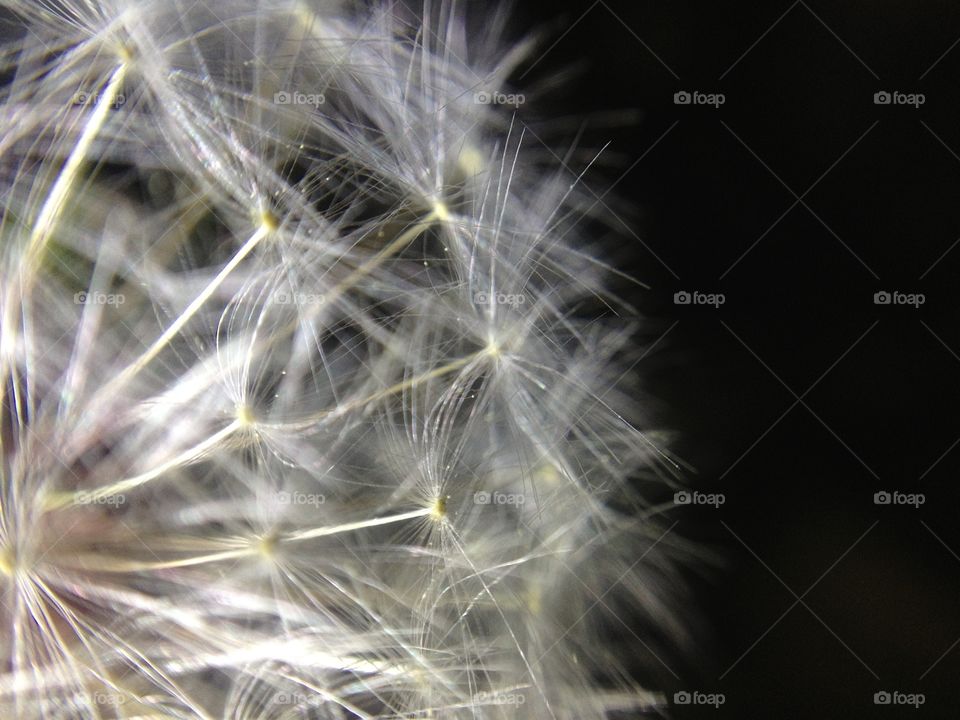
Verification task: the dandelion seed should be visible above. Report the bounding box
[0,2,689,718]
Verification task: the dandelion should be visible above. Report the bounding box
[0,1,690,717]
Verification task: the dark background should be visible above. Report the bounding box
[510,1,960,718]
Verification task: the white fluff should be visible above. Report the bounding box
[0,1,689,717]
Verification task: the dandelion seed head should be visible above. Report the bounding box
[0,0,690,716]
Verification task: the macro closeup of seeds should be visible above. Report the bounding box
[0,2,690,718]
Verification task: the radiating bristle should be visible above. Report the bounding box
[0,1,688,718]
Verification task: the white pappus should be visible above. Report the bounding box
[0,1,695,718]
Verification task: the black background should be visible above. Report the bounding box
[509,1,960,718]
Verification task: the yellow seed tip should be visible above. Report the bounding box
[0,547,15,577]
[457,146,485,176]
[429,496,448,520]
[432,201,450,222]
[236,404,256,427]
[527,585,542,614]
[254,534,278,559]
[260,209,280,233]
